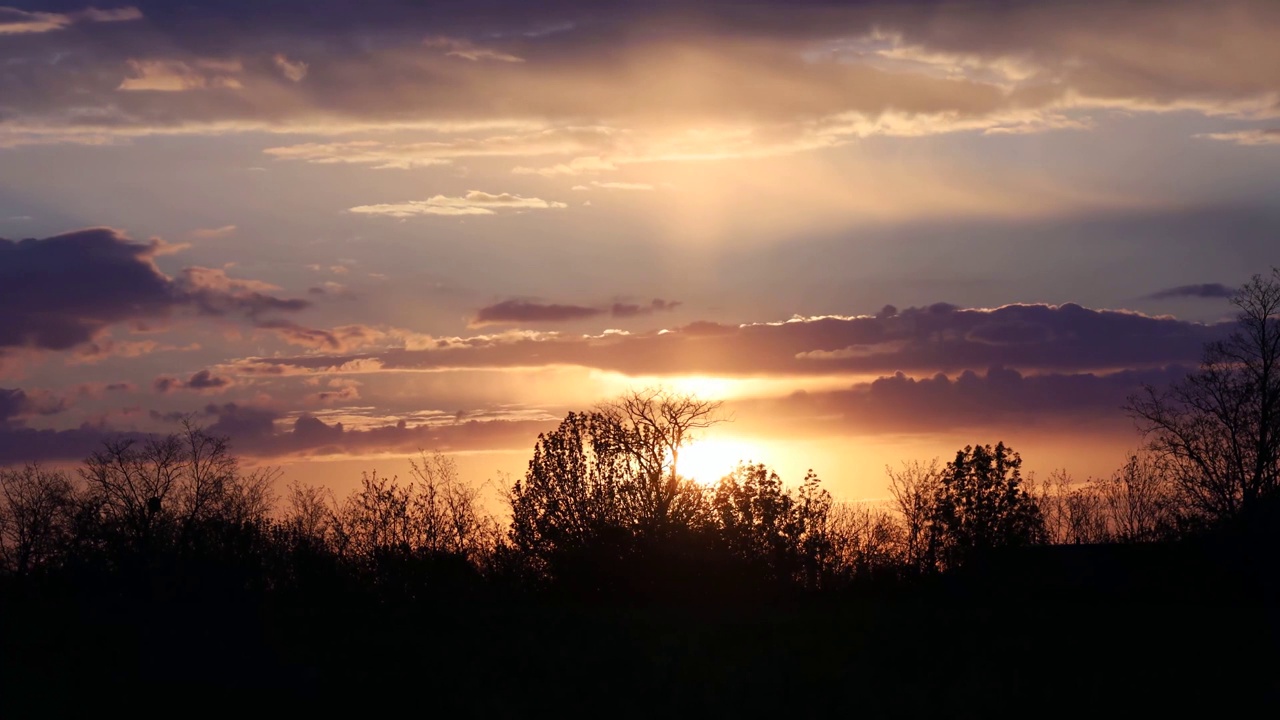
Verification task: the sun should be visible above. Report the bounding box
[677,438,761,485]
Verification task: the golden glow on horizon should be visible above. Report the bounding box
[678,438,762,485]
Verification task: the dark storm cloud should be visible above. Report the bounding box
[0,228,308,352]
[236,302,1230,378]
[1145,283,1238,300]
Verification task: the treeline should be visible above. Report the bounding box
[0,399,1270,602]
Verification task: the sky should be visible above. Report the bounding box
[2,0,1279,501]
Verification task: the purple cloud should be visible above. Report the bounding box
[0,228,309,352]
[153,369,234,394]
[737,365,1193,437]
[236,302,1230,378]
[472,297,681,327]
[1145,283,1237,300]
[610,299,681,318]
[471,300,603,326]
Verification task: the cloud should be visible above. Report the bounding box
[153,369,235,394]
[1145,283,1238,300]
[263,128,614,170]
[4,0,1278,161]
[117,59,244,92]
[0,387,67,424]
[423,36,524,63]
[235,302,1229,379]
[255,321,395,351]
[610,299,681,318]
[472,300,601,327]
[0,361,1197,464]
[513,157,618,177]
[306,378,361,404]
[736,365,1194,437]
[1196,128,1280,146]
[349,191,568,217]
[273,53,308,82]
[472,298,681,326]
[0,5,140,35]
[592,181,655,191]
[0,228,308,352]
[190,224,238,238]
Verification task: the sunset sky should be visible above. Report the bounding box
[2,0,1278,500]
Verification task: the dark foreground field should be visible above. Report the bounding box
[4,559,1277,716]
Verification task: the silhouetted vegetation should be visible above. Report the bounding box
[3,279,1280,711]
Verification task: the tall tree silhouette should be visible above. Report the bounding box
[931,443,1046,568]
[1127,268,1280,524]
[508,392,722,581]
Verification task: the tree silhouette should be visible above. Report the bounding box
[508,392,722,584]
[930,442,1046,569]
[78,418,276,553]
[886,459,942,571]
[1092,453,1177,542]
[508,411,640,578]
[331,452,496,568]
[710,463,834,587]
[1127,268,1280,525]
[0,464,75,575]
[600,388,723,532]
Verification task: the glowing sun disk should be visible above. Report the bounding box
[677,438,761,485]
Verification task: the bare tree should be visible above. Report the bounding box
[825,501,904,580]
[0,464,76,575]
[408,450,500,561]
[331,451,496,565]
[1127,268,1280,524]
[280,478,337,546]
[79,418,278,544]
[886,459,941,571]
[1034,470,1109,545]
[1091,453,1177,542]
[599,388,724,530]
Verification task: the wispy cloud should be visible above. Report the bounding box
[273,53,309,82]
[423,36,524,63]
[191,225,238,239]
[1196,128,1280,146]
[117,58,244,92]
[349,191,567,217]
[0,5,141,35]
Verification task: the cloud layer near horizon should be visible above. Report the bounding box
[0,249,1236,463]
